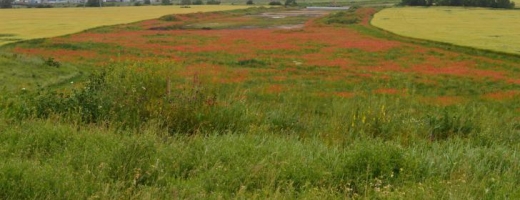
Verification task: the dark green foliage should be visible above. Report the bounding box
[427,110,476,140]
[284,0,296,6]
[85,0,102,7]
[0,0,12,8]
[161,0,172,5]
[401,0,515,8]
[400,0,430,6]
[236,58,266,68]
[320,10,359,25]
[27,3,54,8]
[206,0,220,4]
[144,0,151,4]
[5,64,227,134]
[159,15,179,21]
[192,0,203,4]
[269,1,282,5]
[44,57,60,68]
[246,0,254,4]
[181,0,191,5]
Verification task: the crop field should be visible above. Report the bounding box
[372,7,520,54]
[0,5,250,46]
[1,6,520,199]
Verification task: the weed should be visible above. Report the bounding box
[158,15,180,22]
[44,57,60,68]
[427,110,477,141]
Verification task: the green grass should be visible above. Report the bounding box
[1,117,519,199]
[0,51,83,91]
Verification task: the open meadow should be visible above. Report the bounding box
[1,6,520,199]
[0,5,250,46]
[372,7,520,55]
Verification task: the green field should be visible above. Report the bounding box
[0,5,250,46]
[1,6,520,199]
[372,7,520,54]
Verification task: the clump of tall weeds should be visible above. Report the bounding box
[3,62,235,134]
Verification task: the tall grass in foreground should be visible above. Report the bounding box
[1,62,520,198]
[0,117,519,199]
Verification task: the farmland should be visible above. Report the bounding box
[372,7,520,54]
[0,5,250,46]
[1,6,520,199]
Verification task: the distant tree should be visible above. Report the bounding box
[144,0,151,4]
[246,0,253,4]
[161,0,172,5]
[181,0,191,4]
[268,0,281,5]
[0,0,13,8]
[86,0,102,7]
[402,0,514,8]
[284,0,296,6]
[206,0,220,4]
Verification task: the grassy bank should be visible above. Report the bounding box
[1,6,520,198]
[1,116,519,199]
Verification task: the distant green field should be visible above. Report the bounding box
[0,5,250,46]
[372,7,520,54]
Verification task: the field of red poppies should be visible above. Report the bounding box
[11,7,520,105]
[1,6,520,199]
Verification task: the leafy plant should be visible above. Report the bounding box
[159,15,180,21]
[320,10,359,25]
[427,110,477,141]
[206,0,220,4]
[44,57,60,68]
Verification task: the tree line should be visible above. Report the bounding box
[401,0,515,8]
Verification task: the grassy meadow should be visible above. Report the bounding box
[0,5,250,46]
[372,7,520,54]
[1,6,520,199]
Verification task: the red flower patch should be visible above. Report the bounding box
[482,90,520,100]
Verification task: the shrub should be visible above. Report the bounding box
[206,0,220,4]
[320,11,359,25]
[85,0,102,7]
[268,1,282,5]
[284,0,296,6]
[159,15,179,21]
[0,0,13,8]
[246,0,253,4]
[180,0,191,5]
[5,62,227,134]
[35,4,54,8]
[161,0,172,5]
[44,57,60,68]
[427,110,477,141]
[192,0,203,4]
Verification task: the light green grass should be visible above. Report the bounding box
[372,7,520,54]
[0,51,81,91]
[1,115,519,199]
[0,5,250,46]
